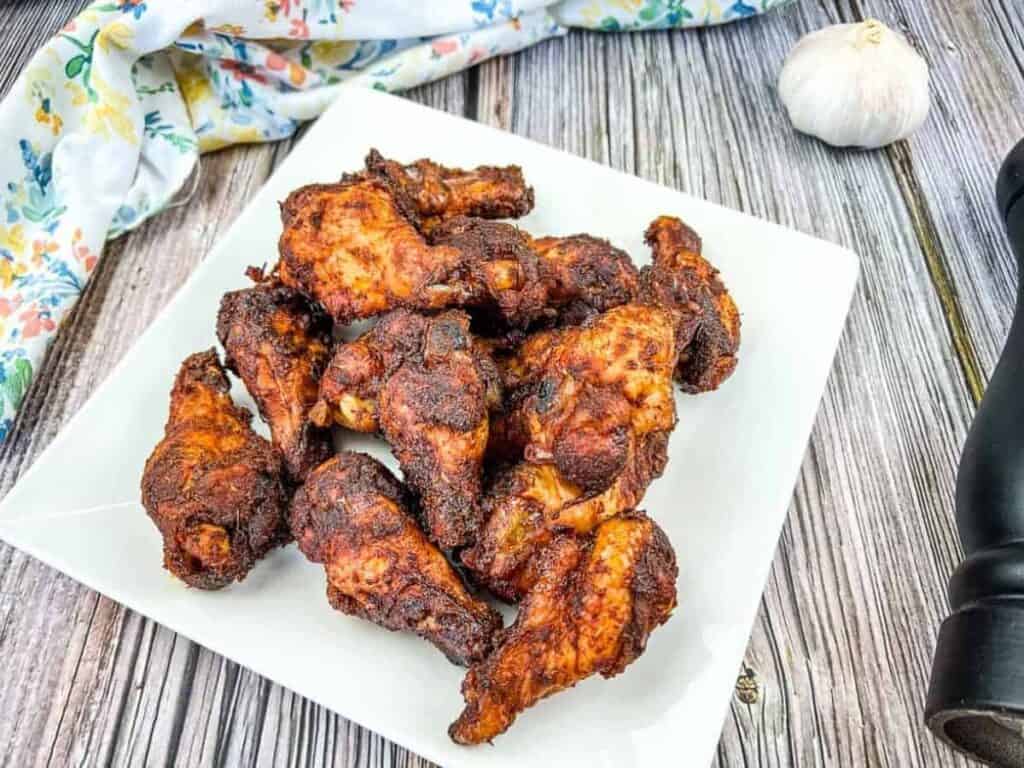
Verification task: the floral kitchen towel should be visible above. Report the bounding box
[0,0,790,440]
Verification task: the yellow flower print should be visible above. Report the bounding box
[83,73,136,144]
[610,0,643,10]
[34,106,63,136]
[27,71,63,135]
[701,0,723,20]
[197,134,230,153]
[264,0,280,22]
[97,21,134,54]
[64,81,89,107]
[211,24,246,36]
[310,40,358,67]
[578,1,604,26]
[0,260,27,290]
[0,225,26,257]
[173,60,213,108]
[230,125,264,144]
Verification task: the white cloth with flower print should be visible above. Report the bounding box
[0,0,790,440]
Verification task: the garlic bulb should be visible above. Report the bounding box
[778,19,930,149]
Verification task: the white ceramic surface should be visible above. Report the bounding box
[0,86,858,768]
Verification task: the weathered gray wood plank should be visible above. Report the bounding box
[0,0,1017,766]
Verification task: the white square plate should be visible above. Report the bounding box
[0,86,857,768]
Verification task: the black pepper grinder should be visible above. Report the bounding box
[926,138,1024,766]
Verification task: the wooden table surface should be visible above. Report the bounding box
[1,1,1020,766]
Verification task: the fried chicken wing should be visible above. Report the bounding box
[289,453,502,665]
[426,217,548,330]
[450,512,678,744]
[364,149,534,227]
[530,233,640,326]
[640,216,740,392]
[427,219,640,336]
[141,350,290,590]
[279,166,545,327]
[378,311,496,549]
[312,310,500,548]
[278,177,468,323]
[463,304,678,600]
[217,269,333,482]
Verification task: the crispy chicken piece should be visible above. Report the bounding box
[450,512,678,745]
[428,219,641,337]
[289,453,502,665]
[378,312,495,549]
[530,233,640,327]
[312,310,500,549]
[141,350,290,590]
[217,269,333,482]
[278,176,463,323]
[278,177,546,327]
[312,309,501,434]
[426,217,549,330]
[463,304,678,600]
[640,216,740,393]
[364,149,534,227]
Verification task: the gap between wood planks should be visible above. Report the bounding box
[838,0,986,410]
[886,143,986,407]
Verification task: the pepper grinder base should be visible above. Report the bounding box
[927,602,1024,765]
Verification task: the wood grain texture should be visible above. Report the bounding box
[0,0,1020,765]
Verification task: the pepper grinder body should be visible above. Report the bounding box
[926,138,1024,766]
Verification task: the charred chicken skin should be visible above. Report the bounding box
[463,304,678,601]
[639,216,741,393]
[278,176,465,324]
[141,350,290,590]
[378,311,497,549]
[363,149,535,228]
[428,218,642,337]
[426,216,549,330]
[450,512,678,745]
[217,268,333,482]
[289,452,502,665]
[530,233,640,327]
[312,309,500,549]
[278,178,545,328]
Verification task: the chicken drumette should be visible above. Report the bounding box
[450,512,678,745]
[462,303,679,601]
[639,216,741,393]
[312,310,500,549]
[289,452,502,665]
[427,217,641,338]
[217,268,333,482]
[278,159,545,327]
[363,149,535,228]
[141,350,290,589]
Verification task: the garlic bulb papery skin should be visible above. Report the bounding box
[778,19,930,149]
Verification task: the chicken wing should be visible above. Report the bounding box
[217,268,333,482]
[364,148,534,227]
[428,219,640,337]
[530,233,640,327]
[289,452,502,665]
[312,309,500,549]
[639,216,740,393]
[450,512,678,745]
[378,311,497,549]
[141,350,290,590]
[462,304,678,600]
[278,177,546,327]
[426,216,549,331]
